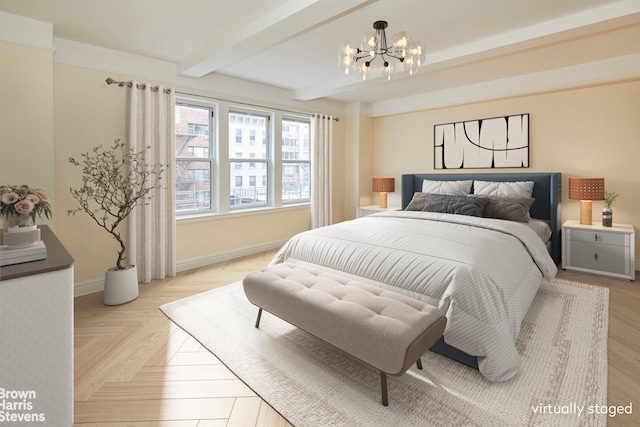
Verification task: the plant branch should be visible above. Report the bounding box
[68,139,165,270]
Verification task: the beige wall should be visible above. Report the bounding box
[0,41,55,230]
[370,80,640,262]
[342,111,375,218]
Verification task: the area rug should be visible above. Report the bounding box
[160,278,609,427]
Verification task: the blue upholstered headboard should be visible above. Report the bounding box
[401,172,562,264]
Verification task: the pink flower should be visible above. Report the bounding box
[14,199,34,214]
[1,192,19,205]
[14,186,28,197]
[36,190,49,202]
[25,194,40,205]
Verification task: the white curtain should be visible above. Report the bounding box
[311,115,333,228]
[126,82,176,283]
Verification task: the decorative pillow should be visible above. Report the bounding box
[422,194,489,217]
[473,180,534,198]
[422,179,472,195]
[405,192,430,211]
[471,195,535,223]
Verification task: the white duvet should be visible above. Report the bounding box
[271,211,557,381]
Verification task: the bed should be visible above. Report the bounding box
[270,172,561,381]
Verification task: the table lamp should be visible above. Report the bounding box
[372,177,395,208]
[568,177,604,225]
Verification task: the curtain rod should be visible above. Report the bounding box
[312,114,339,122]
[105,77,339,122]
[105,77,172,94]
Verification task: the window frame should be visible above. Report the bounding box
[281,115,311,205]
[175,101,216,216]
[175,95,312,218]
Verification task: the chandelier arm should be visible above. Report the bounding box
[382,52,406,62]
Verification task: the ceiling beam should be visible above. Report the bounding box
[178,0,374,78]
[293,0,640,101]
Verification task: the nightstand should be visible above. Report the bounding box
[357,205,400,218]
[562,220,635,281]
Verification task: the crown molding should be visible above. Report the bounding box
[0,11,53,51]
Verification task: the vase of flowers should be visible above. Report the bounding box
[602,190,619,227]
[0,185,53,230]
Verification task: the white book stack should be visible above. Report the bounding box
[0,225,47,266]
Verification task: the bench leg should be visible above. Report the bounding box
[255,308,263,328]
[416,357,423,370]
[380,372,388,406]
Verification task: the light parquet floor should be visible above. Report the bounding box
[73,250,640,426]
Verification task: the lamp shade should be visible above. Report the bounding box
[372,177,395,193]
[568,177,605,200]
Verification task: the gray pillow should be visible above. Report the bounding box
[405,192,430,211]
[422,194,489,217]
[470,195,535,223]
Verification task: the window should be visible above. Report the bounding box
[175,104,214,213]
[282,117,310,203]
[175,96,311,216]
[229,110,268,208]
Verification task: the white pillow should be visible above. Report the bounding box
[422,179,472,195]
[473,180,534,198]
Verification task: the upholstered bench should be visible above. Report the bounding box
[242,262,447,406]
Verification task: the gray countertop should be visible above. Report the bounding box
[0,225,74,281]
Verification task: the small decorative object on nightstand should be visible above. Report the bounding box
[602,190,619,227]
[562,220,635,281]
[357,205,400,218]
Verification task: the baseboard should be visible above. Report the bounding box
[176,239,286,273]
[73,239,287,297]
[74,277,105,297]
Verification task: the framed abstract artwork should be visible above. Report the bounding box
[434,113,529,169]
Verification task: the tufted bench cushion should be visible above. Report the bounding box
[242,262,447,405]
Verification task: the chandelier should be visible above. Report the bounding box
[338,20,425,81]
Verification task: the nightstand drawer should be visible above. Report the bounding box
[568,241,627,274]
[568,229,627,246]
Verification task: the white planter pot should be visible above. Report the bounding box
[103,265,139,305]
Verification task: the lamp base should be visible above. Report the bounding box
[379,192,388,208]
[579,200,593,225]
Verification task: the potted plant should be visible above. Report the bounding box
[602,190,619,227]
[68,139,164,305]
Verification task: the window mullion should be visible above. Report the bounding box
[218,103,230,212]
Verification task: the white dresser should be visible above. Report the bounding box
[0,226,74,426]
[562,220,635,281]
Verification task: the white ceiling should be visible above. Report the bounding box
[1,0,639,109]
